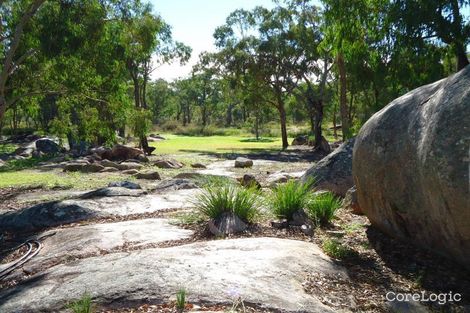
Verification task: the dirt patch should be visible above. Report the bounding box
[98,301,274,313]
[303,209,470,312]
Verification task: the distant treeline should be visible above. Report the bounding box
[1,0,468,150]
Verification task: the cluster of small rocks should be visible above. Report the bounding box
[0,137,63,161]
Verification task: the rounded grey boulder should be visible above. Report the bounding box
[301,138,355,196]
[353,66,470,268]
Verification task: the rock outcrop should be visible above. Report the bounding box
[154,159,184,169]
[353,66,470,268]
[301,138,355,196]
[234,157,253,168]
[35,138,61,155]
[100,145,144,161]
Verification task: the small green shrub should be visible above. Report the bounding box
[195,185,262,223]
[270,180,312,220]
[172,124,230,137]
[176,288,186,312]
[66,292,93,313]
[306,192,341,226]
[321,238,355,259]
[160,120,180,131]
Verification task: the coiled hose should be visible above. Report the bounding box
[0,232,55,280]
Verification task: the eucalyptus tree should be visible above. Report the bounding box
[216,7,305,149]
[283,0,334,150]
[116,1,190,151]
[0,0,47,122]
[389,0,469,71]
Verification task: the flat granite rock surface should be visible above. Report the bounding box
[0,237,347,313]
[11,218,194,277]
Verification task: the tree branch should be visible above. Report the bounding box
[0,0,46,94]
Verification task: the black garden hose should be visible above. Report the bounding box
[0,232,55,280]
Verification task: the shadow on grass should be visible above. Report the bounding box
[238,138,276,143]
[0,155,67,173]
[179,148,327,162]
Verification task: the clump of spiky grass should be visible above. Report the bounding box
[306,192,341,226]
[66,292,94,313]
[176,288,186,312]
[194,184,262,223]
[269,179,312,220]
[321,238,356,259]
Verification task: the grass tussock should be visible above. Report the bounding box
[306,192,341,226]
[66,292,94,313]
[195,185,262,223]
[270,180,312,220]
[176,288,186,312]
[321,238,356,259]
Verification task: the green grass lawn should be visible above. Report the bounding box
[0,170,134,189]
[151,134,288,155]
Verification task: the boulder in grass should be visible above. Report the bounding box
[292,135,309,146]
[234,157,253,168]
[122,169,139,175]
[100,167,119,173]
[100,144,144,161]
[208,213,248,236]
[35,138,62,155]
[267,173,292,186]
[353,66,470,269]
[289,210,310,227]
[191,163,207,169]
[63,163,95,172]
[63,162,103,173]
[239,174,261,189]
[136,154,150,163]
[81,163,105,173]
[100,159,120,169]
[152,179,198,191]
[135,171,161,180]
[154,159,183,169]
[0,160,5,168]
[117,162,143,171]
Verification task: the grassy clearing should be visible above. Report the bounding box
[150,134,288,155]
[0,170,134,190]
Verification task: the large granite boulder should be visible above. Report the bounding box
[301,138,355,196]
[100,145,144,161]
[0,201,99,232]
[63,162,104,173]
[35,138,61,155]
[353,66,470,268]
